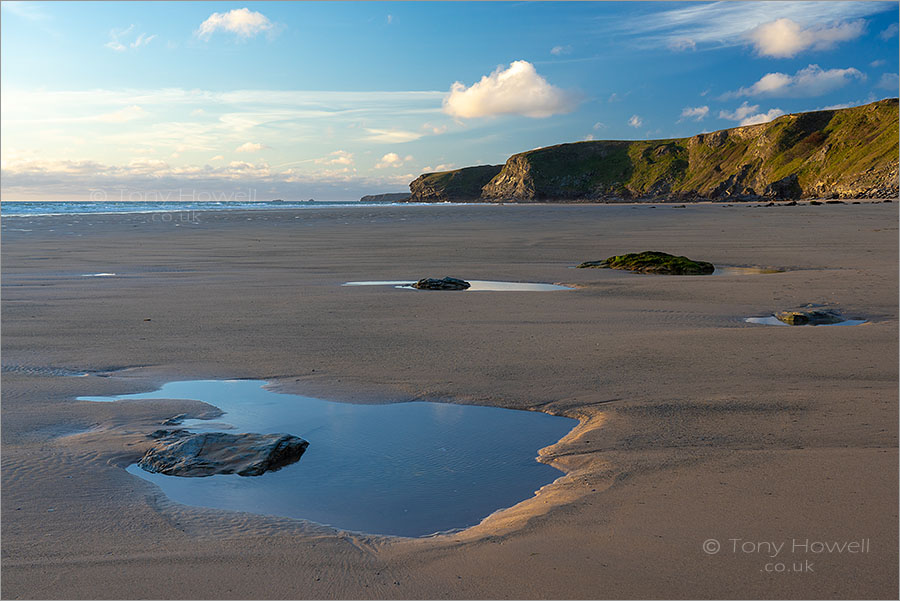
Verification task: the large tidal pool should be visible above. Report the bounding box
[80,380,576,537]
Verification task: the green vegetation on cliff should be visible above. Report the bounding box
[406,99,898,202]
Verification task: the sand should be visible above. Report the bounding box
[1,202,897,599]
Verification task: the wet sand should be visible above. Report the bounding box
[1,202,897,599]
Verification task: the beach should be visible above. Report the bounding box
[1,202,897,599]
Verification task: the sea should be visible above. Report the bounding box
[0,200,409,217]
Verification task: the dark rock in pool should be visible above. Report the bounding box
[577,251,715,275]
[139,430,309,477]
[775,305,845,326]
[411,277,471,290]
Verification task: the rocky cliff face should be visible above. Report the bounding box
[408,164,503,202]
[408,99,899,202]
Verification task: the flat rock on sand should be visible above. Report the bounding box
[139,430,309,477]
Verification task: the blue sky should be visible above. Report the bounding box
[1,1,897,200]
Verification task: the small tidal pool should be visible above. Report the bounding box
[79,380,576,537]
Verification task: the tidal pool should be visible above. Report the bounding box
[745,316,867,326]
[80,380,576,537]
[343,280,573,291]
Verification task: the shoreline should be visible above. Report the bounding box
[2,203,897,598]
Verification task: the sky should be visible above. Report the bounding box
[1,0,898,201]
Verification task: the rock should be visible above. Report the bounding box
[775,305,845,326]
[577,251,715,275]
[139,431,309,477]
[763,174,802,199]
[411,277,471,290]
[161,414,187,426]
[359,192,411,203]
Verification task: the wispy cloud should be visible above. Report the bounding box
[196,8,275,40]
[363,128,423,143]
[877,73,899,90]
[442,60,579,119]
[722,64,865,99]
[550,45,572,56]
[880,23,899,40]
[613,1,893,52]
[105,25,157,52]
[628,115,643,128]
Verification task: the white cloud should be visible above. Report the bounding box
[679,106,709,121]
[363,128,423,143]
[669,38,696,51]
[130,32,157,49]
[723,64,865,98]
[210,155,224,161]
[719,102,785,126]
[550,45,572,56]
[387,14,393,25]
[877,72,899,90]
[746,18,865,58]
[315,150,354,165]
[105,25,155,52]
[95,105,146,123]
[615,1,892,51]
[196,8,274,40]
[880,23,899,40]
[375,152,413,168]
[738,109,786,126]
[583,134,595,141]
[870,59,887,68]
[628,115,643,128]
[442,60,579,119]
[421,163,454,172]
[593,121,607,130]
[235,142,264,153]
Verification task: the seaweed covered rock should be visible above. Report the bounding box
[775,305,845,326]
[139,430,309,477]
[412,277,471,290]
[577,251,715,275]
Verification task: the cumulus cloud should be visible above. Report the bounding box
[315,150,354,165]
[723,64,865,98]
[719,101,785,126]
[628,115,643,128]
[679,105,709,121]
[746,18,865,58]
[235,142,264,153]
[375,153,413,168]
[196,8,274,40]
[550,45,572,56]
[442,60,579,119]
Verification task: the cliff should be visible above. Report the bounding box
[407,98,899,202]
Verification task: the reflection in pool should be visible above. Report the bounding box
[343,280,573,291]
[80,380,576,537]
[745,316,867,326]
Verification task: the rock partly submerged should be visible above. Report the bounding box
[577,251,715,275]
[139,430,309,477]
[775,305,846,326]
[411,277,471,290]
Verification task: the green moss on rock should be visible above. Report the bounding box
[577,251,715,275]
